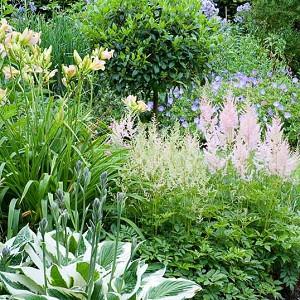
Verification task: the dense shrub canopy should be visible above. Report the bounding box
[81,0,221,112]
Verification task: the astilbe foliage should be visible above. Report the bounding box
[198,97,299,179]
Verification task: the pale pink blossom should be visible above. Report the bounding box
[219,98,238,143]
[238,104,260,150]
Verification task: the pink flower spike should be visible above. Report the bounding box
[238,104,260,150]
[219,98,238,143]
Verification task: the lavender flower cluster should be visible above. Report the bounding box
[200,0,219,19]
[234,2,251,23]
[17,1,37,14]
[154,67,299,132]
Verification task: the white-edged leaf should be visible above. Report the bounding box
[47,286,87,299]
[139,278,201,300]
[21,267,45,288]
[0,271,44,295]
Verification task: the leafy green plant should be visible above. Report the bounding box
[0,19,124,227]
[0,174,201,299]
[140,174,300,299]
[241,0,300,73]
[81,0,221,113]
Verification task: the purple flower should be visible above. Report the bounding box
[158,105,165,112]
[267,108,274,117]
[167,96,174,106]
[147,101,154,111]
[292,77,299,84]
[284,112,292,119]
[29,1,37,12]
[279,84,287,92]
[236,2,251,13]
[201,0,219,19]
[18,6,25,14]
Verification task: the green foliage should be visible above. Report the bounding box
[243,0,300,73]
[81,0,221,112]
[139,174,300,299]
[0,203,200,299]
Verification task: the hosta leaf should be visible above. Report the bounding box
[13,293,59,300]
[47,287,87,300]
[21,267,44,288]
[49,265,70,288]
[0,271,44,295]
[119,259,148,298]
[139,278,201,300]
[92,241,131,277]
[12,225,35,249]
[24,242,43,270]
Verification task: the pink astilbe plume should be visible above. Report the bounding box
[219,97,239,144]
[198,96,299,179]
[232,139,250,178]
[238,105,260,151]
[257,117,299,177]
[198,99,217,138]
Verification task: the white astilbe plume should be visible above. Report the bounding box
[109,115,136,147]
[121,123,208,195]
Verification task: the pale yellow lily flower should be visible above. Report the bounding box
[137,100,148,112]
[62,65,77,79]
[3,66,20,80]
[90,57,106,71]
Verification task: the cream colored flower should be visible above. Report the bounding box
[62,65,77,79]
[44,69,58,82]
[0,19,12,34]
[90,57,106,71]
[3,66,20,80]
[0,44,7,58]
[101,49,114,60]
[62,77,68,87]
[137,100,148,112]
[123,95,137,107]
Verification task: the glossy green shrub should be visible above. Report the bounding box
[81,0,221,113]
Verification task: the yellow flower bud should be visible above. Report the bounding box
[73,50,83,65]
[0,88,7,102]
[44,69,58,82]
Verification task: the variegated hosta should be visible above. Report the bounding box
[0,226,201,299]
